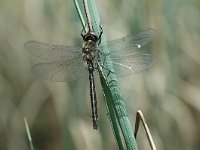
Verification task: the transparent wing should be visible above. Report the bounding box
[100,28,155,56]
[111,54,156,77]
[31,59,87,81]
[25,41,82,61]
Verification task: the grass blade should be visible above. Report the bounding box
[24,118,34,150]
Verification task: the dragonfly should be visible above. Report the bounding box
[24,28,155,130]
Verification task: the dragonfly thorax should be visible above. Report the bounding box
[82,40,97,61]
[81,31,99,61]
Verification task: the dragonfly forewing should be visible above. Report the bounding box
[25,41,82,62]
[100,28,155,56]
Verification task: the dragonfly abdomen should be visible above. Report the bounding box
[87,60,98,130]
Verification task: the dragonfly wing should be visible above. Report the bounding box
[25,41,82,61]
[111,54,156,77]
[31,59,87,81]
[101,28,155,56]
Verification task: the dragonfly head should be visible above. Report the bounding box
[82,31,98,43]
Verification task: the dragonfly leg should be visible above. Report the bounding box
[98,61,116,78]
[97,51,117,78]
[98,25,103,45]
[81,28,87,38]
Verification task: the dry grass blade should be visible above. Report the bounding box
[134,110,157,150]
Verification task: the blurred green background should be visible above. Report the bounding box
[0,0,200,149]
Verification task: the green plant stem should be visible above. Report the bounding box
[98,65,125,150]
[86,0,138,149]
[73,0,87,32]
